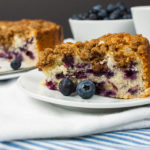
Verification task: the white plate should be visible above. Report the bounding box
[0,67,36,80]
[0,72,27,80]
[0,58,36,80]
[17,69,150,109]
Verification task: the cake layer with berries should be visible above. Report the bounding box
[0,19,63,71]
[37,33,150,99]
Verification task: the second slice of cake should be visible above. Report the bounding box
[0,19,63,72]
[37,33,150,99]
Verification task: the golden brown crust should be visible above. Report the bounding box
[36,25,63,52]
[0,19,63,49]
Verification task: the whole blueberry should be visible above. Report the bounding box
[123,14,132,19]
[59,78,76,96]
[72,14,80,20]
[116,2,125,8]
[78,13,85,20]
[104,17,109,20]
[77,80,96,99]
[92,5,102,13]
[127,8,131,14]
[80,13,89,20]
[106,4,116,13]
[89,13,97,20]
[10,59,22,70]
[109,9,121,20]
[97,9,107,19]
[116,2,126,12]
[118,5,126,12]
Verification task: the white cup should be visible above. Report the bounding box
[131,6,150,40]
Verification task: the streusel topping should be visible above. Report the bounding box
[0,19,60,45]
[37,33,150,69]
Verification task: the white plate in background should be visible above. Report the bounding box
[0,67,36,80]
[0,58,36,80]
[17,69,150,109]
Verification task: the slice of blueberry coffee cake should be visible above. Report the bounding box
[37,33,150,99]
[0,19,63,71]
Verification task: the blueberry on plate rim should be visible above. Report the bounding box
[10,59,22,70]
[59,78,76,96]
[77,80,96,99]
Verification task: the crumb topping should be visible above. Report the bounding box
[38,33,150,69]
[0,19,61,46]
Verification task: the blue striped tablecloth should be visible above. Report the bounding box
[1,129,150,150]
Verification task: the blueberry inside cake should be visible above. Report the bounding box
[37,33,150,99]
[0,19,63,71]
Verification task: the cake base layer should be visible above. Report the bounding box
[0,37,37,71]
[43,54,147,99]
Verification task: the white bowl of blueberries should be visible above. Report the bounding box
[69,2,136,42]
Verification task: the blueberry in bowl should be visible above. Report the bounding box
[71,2,131,21]
[69,2,135,42]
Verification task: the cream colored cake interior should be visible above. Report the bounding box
[43,46,145,99]
[0,35,37,71]
[14,35,37,65]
